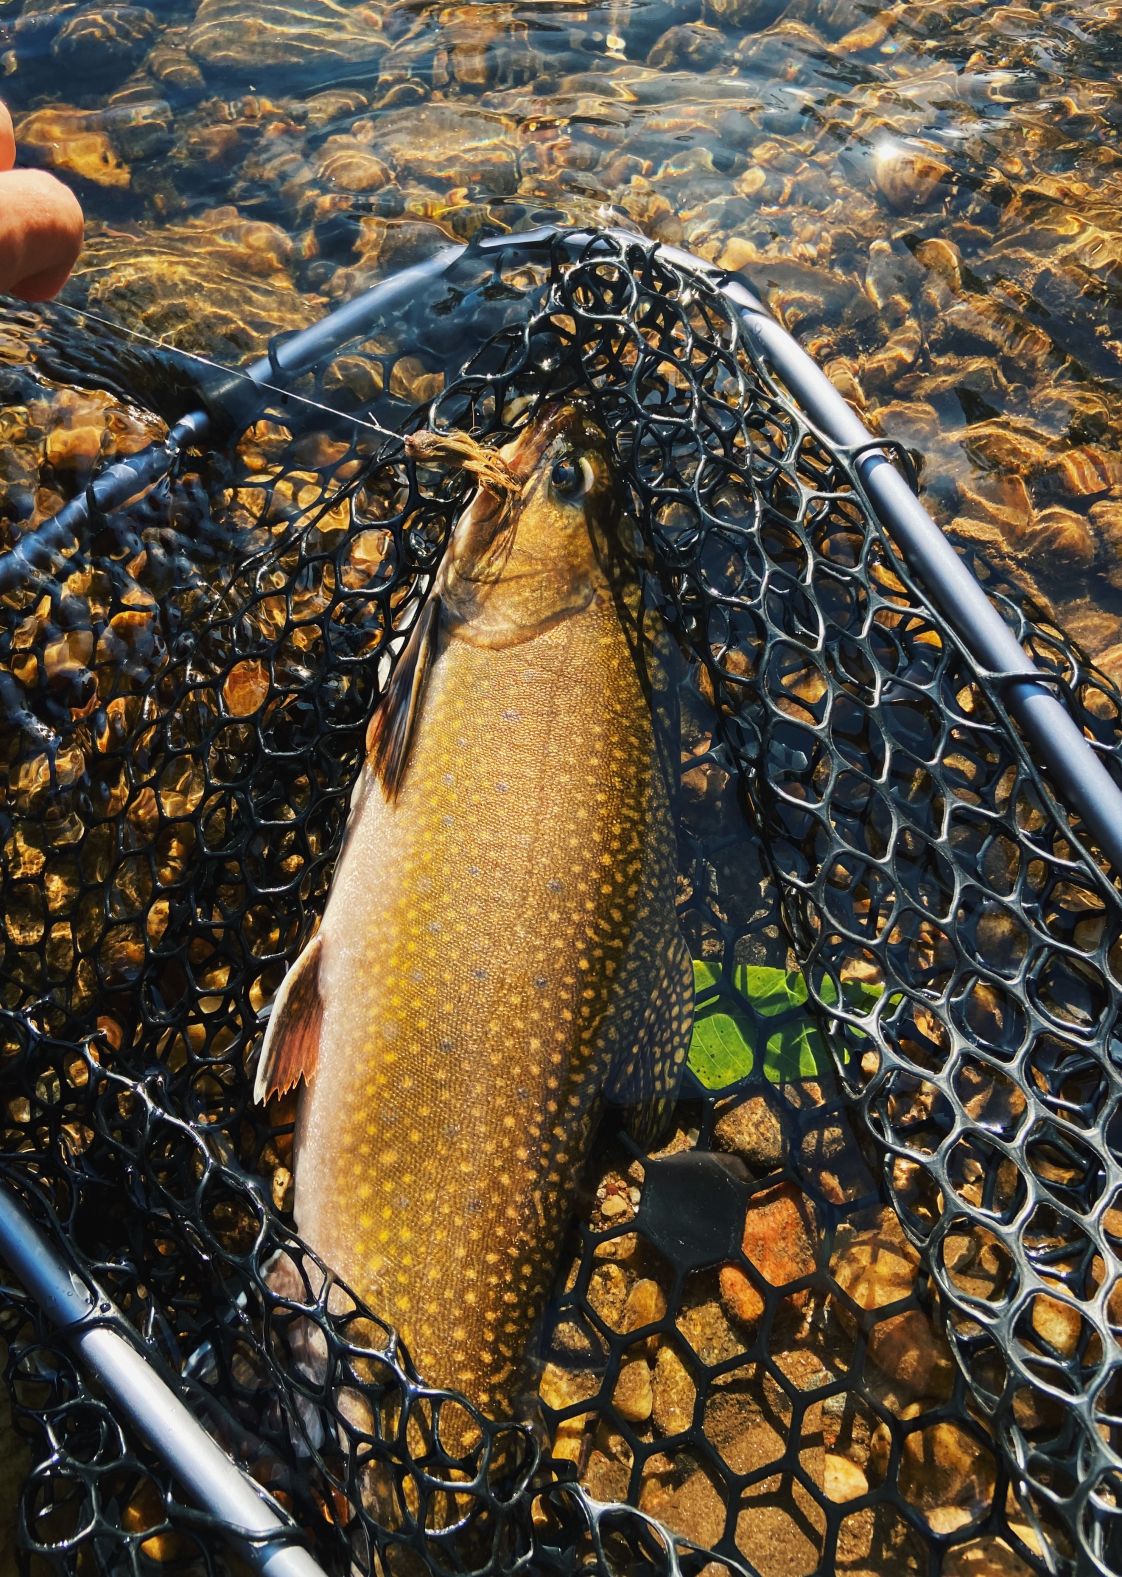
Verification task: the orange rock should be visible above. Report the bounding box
[621,1277,667,1354]
[1051,444,1122,497]
[713,1094,785,1172]
[897,1419,996,1516]
[612,1355,654,1424]
[719,1182,816,1332]
[45,425,104,472]
[1031,504,1095,565]
[16,108,130,188]
[1029,1287,1084,1358]
[915,237,963,291]
[824,1453,868,1502]
[830,1212,955,1397]
[222,659,270,718]
[873,137,951,212]
[957,473,1035,539]
[651,1345,696,1435]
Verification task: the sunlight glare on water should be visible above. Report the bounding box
[0,1,1119,682]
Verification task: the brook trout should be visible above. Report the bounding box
[255,401,693,1443]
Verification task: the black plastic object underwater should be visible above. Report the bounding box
[2,226,1122,1577]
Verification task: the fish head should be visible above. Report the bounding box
[439,402,619,645]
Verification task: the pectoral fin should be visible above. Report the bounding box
[366,593,442,802]
[605,929,694,1150]
[254,933,325,1104]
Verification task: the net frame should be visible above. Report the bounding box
[0,227,1120,1576]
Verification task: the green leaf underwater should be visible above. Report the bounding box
[687,960,882,1090]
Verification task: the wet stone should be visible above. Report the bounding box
[719,1182,817,1333]
[15,107,131,188]
[712,1094,785,1172]
[942,1532,1040,1575]
[1091,500,1122,588]
[186,0,386,80]
[621,1277,667,1350]
[51,5,157,84]
[870,1408,996,1519]
[314,136,392,193]
[583,1432,632,1502]
[612,1355,654,1424]
[830,1213,955,1399]
[364,102,519,194]
[147,41,207,98]
[45,425,102,472]
[677,1291,747,1369]
[587,1261,628,1331]
[824,1453,868,1503]
[1030,505,1095,567]
[873,137,953,213]
[77,209,310,360]
[647,23,726,70]
[652,1344,697,1436]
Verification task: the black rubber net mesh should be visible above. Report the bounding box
[1,230,1121,1577]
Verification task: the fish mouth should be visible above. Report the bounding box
[411,400,614,590]
[499,399,609,482]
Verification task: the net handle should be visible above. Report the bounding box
[0,1183,329,1577]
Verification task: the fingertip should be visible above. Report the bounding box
[11,264,75,302]
[18,167,83,268]
[0,102,13,174]
[22,168,85,256]
[0,168,85,299]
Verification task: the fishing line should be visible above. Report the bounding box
[32,295,396,442]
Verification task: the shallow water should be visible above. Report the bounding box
[3,0,1122,665]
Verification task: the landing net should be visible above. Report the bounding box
[1,230,1120,1576]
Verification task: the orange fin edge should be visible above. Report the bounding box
[254,933,325,1104]
[366,593,442,802]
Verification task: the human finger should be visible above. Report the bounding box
[0,169,83,300]
[0,102,14,173]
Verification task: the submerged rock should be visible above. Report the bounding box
[15,98,172,186]
[51,5,157,86]
[186,0,385,81]
[869,1409,997,1521]
[719,1183,817,1333]
[872,136,952,213]
[77,208,313,359]
[147,39,207,99]
[830,1211,955,1399]
[651,1344,696,1435]
[712,1093,785,1172]
[647,22,726,70]
[612,1355,654,1423]
[15,106,131,188]
[366,101,519,194]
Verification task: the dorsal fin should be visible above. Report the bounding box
[366,593,442,801]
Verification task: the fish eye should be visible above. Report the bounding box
[550,453,594,500]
